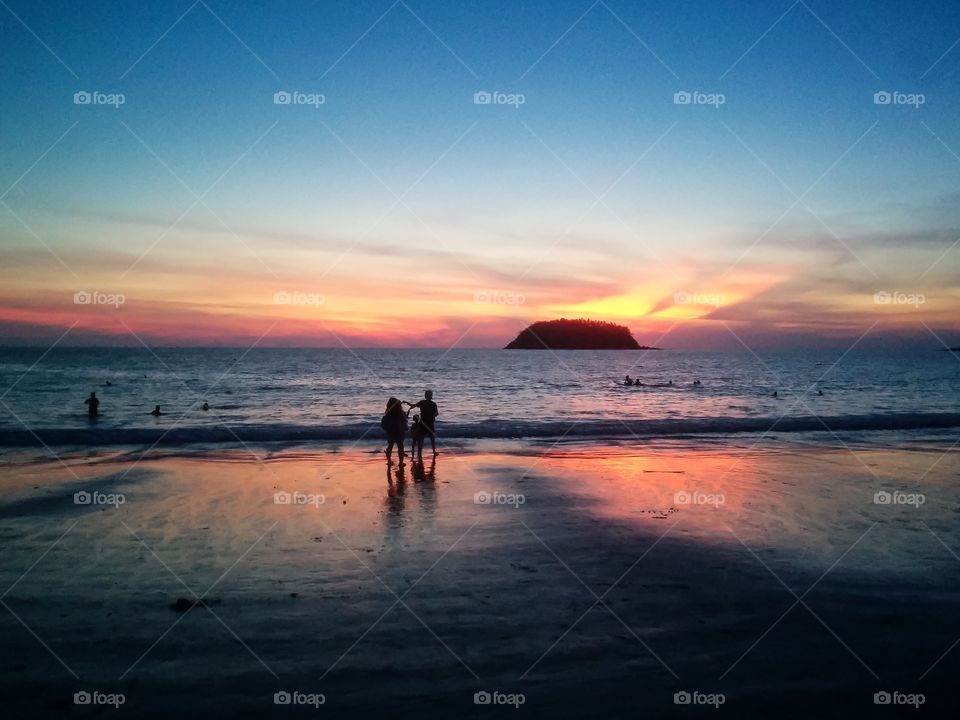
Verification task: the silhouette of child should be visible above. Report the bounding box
[409,413,425,459]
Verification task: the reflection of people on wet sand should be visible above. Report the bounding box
[85,392,99,419]
[411,456,436,483]
[385,463,407,520]
[404,390,439,455]
[381,397,407,465]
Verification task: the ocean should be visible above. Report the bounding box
[0,347,958,447]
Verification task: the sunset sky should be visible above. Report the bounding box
[1,0,959,350]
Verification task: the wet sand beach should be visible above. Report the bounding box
[1,438,958,718]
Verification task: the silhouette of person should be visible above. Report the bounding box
[409,413,425,460]
[406,390,439,455]
[624,375,633,386]
[151,405,163,416]
[381,397,407,465]
[202,402,210,411]
[85,392,99,419]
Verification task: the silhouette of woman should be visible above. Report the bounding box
[381,397,408,465]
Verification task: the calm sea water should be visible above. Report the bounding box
[0,348,958,445]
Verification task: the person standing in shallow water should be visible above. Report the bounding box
[85,391,99,419]
[381,397,408,465]
[405,390,439,455]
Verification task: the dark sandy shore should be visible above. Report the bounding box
[1,437,958,718]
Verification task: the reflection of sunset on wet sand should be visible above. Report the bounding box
[3,439,959,715]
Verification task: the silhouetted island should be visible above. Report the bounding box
[505,319,656,350]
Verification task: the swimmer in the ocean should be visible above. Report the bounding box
[634,379,644,386]
[817,390,823,396]
[772,391,778,398]
[85,391,99,419]
[624,375,633,386]
[151,405,163,416]
[202,401,210,410]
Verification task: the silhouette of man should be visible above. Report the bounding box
[406,390,439,455]
[85,392,99,418]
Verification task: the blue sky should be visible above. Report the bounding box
[1,0,959,348]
